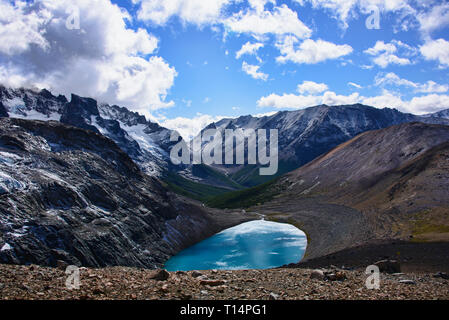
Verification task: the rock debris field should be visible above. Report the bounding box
[0,264,448,300]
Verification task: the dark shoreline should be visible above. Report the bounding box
[293,240,449,273]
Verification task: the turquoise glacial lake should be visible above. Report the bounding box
[164,220,307,271]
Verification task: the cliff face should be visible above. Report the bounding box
[0,118,253,268]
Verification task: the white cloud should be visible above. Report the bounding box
[294,0,357,29]
[365,41,397,56]
[0,0,176,116]
[418,3,449,39]
[362,90,449,115]
[348,82,363,89]
[374,72,417,88]
[258,86,449,115]
[236,41,264,59]
[258,93,322,109]
[135,0,232,26]
[406,94,449,114]
[420,38,449,68]
[257,91,360,109]
[297,81,328,94]
[242,62,268,81]
[418,81,449,94]
[158,113,228,141]
[0,1,50,55]
[276,36,353,64]
[294,0,414,29]
[372,54,411,68]
[375,72,449,93]
[364,40,415,68]
[248,0,276,13]
[224,4,312,39]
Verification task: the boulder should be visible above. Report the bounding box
[200,280,226,287]
[150,269,170,281]
[433,272,449,280]
[269,293,279,300]
[191,271,203,278]
[374,260,401,274]
[310,269,326,280]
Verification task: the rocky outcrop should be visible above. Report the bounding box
[0,118,254,269]
[0,102,8,118]
[0,86,238,190]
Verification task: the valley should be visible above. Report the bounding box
[0,86,448,301]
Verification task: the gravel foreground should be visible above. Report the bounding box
[0,264,448,300]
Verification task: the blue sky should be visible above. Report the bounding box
[1,0,449,139]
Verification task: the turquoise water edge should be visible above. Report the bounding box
[165,220,307,271]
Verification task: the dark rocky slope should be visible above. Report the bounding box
[247,123,449,260]
[0,86,238,192]
[0,118,254,268]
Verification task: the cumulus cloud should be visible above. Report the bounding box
[257,91,360,109]
[364,40,415,68]
[417,3,449,39]
[276,36,353,64]
[158,113,228,141]
[374,72,449,93]
[420,38,449,68]
[242,62,268,81]
[224,4,312,39]
[236,41,264,59]
[0,1,50,55]
[0,0,177,116]
[258,86,449,115]
[297,81,328,94]
[362,90,449,115]
[134,0,232,26]
[374,72,417,88]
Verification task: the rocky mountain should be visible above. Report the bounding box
[199,104,449,187]
[0,86,175,176]
[0,86,239,196]
[0,118,252,268]
[3,85,449,194]
[426,109,449,119]
[229,122,449,260]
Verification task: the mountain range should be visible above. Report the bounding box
[1,85,449,267]
[2,85,448,195]
[198,104,449,187]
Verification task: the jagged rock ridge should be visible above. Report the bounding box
[0,118,252,268]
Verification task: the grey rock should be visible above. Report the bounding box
[150,269,170,281]
[374,260,401,274]
[433,272,449,280]
[269,292,280,300]
[191,271,204,278]
[56,260,69,271]
[310,269,326,280]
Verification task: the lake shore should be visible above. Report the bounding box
[0,263,448,300]
[293,240,449,274]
